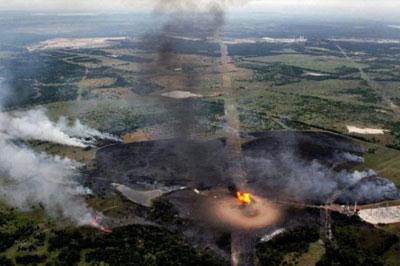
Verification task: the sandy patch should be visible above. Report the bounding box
[223,38,257,45]
[79,78,115,89]
[223,37,307,45]
[329,38,400,44]
[28,37,127,51]
[358,206,400,224]
[376,109,388,114]
[113,183,186,207]
[113,183,163,207]
[56,13,97,17]
[122,131,153,143]
[304,72,329,77]
[161,90,203,99]
[94,88,131,99]
[347,126,387,135]
[262,36,307,43]
[169,35,203,41]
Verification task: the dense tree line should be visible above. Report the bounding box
[46,225,227,266]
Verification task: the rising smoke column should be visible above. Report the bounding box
[151,1,222,138]
[0,137,94,224]
[0,107,104,224]
[0,78,114,224]
[139,0,251,187]
[145,0,248,138]
[133,0,255,192]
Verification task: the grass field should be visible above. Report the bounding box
[357,141,400,188]
[297,241,326,266]
[383,242,400,266]
[280,240,325,266]
[241,54,368,73]
[236,82,394,131]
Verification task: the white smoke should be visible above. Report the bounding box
[0,136,94,224]
[338,176,400,203]
[57,116,120,143]
[0,106,117,224]
[245,152,399,204]
[0,108,120,147]
[260,228,286,242]
[335,152,364,164]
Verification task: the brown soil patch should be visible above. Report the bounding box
[122,131,153,143]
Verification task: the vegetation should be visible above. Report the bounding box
[2,17,400,265]
[240,54,365,74]
[1,53,85,109]
[257,216,400,266]
[0,256,13,266]
[0,202,226,266]
[256,227,320,266]
[338,87,382,104]
[0,206,38,253]
[63,225,226,266]
[240,62,304,85]
[357,141,400,188]
[147,198,179,224]
[317,223,399,265]
[390,122,400,139]
[228,42,290,56]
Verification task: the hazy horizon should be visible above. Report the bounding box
[0,0,399,21]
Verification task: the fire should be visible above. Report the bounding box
[90,217,112,233]
[236,192,252,205]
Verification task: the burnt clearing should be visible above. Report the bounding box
[94,131,399,205]
[90,130,400,263]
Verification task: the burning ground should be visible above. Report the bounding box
[95,131,399,205]
[1,1,400,265]
[90,130,400,262]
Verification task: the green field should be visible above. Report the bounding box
[357,141,400,188]
[242,53,368,73]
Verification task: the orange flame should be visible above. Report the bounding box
[236,192,252,205]
[90,218,112,233]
